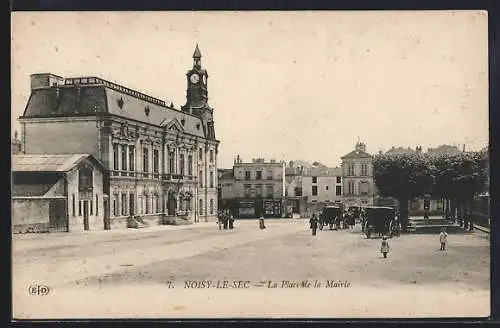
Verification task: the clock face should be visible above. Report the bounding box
[190,74,200,84]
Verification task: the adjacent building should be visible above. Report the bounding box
[231,156,285,218]
[283,162,307,216]
[217,168,235,211]
[302,166,342,211]
[341,142,374,207]
[12,130,23,155]
[17,45,220,229]
[12,154,105,233]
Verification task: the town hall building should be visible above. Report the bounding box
[18,45,220,229]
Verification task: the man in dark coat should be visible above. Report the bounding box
[309,214,319,236]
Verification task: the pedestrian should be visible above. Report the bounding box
[259,213,266,230]
[229,212,234,229]
[217,210,223,230]
[439,228,448,250]
[309,214,319,236]
[380,235,390,258]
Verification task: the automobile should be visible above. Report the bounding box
[363,206,399,239]
[319,205,343,230]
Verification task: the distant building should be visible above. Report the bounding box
[302,166,342,209]
[283,161,307,216]
[385,146,419,155]
[426,144,462,156]
[232,156,285,218]
[11,130,23,154]
[341,141,374,207]
[12,154,105,233]
[217,168,235,210]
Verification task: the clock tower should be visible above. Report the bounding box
[182,44,215,139]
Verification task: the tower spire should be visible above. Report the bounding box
[193,44,202,58]
[193,44,202,68]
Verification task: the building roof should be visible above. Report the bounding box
[303,166,342,177]
[341,149,372,160]
[426,145,462,155]
[218,169,234,180]
[385,146,417,155]
[12,154,101,172]
[11,184,55,197]
[22,76,207,139]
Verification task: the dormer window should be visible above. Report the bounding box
[117,97,124,109]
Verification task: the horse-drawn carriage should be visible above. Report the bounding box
[362,206,400,238]
[319,205,343,230]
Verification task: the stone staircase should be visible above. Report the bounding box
[127,216,149,229]
[406,216,464,234]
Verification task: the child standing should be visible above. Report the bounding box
[439,228,448,250]
[380,236,390,258]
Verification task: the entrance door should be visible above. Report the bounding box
[129,194,135,216]
[49,199,68,232]
[83,200,90,231]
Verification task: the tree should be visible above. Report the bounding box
[429,151,488,229]
[373,153,434,231]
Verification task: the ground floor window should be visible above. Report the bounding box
[145,195,150,214]
[90,199,93,215]
[155,194,160,213]
[121,193,127,216]
[210,199,214,214]
[199,199,203,215]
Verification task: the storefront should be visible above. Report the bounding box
[262,199,282,218]
[235,199,257,218]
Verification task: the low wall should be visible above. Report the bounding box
[12,198,52,233]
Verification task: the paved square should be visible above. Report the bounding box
[12,219,490,318]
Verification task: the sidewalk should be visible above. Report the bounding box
[12,221,217,253]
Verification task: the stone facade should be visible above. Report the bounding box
[341,142,374,207]
[232,157,286,199]
[17,46,220,227]
[302,166,342,204]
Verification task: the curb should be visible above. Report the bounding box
[473,225,490,234]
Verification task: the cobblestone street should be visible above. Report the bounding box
[13,219,490,319]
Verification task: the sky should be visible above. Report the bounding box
[11,11,489,168]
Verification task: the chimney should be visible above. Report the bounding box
[30,73,64,91]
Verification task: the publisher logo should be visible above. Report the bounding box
[28,284,50,296]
